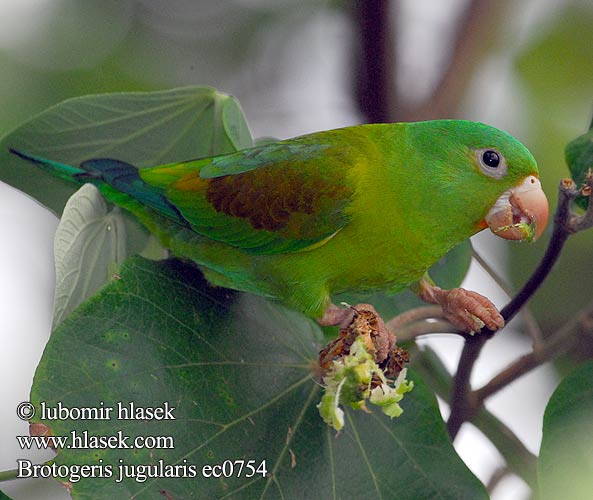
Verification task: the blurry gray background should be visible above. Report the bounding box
[1,1,592,499]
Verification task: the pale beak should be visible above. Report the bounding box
[485,175,549,242]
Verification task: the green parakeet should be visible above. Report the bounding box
[10,120,548,332]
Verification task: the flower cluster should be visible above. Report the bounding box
[317,337,414,431]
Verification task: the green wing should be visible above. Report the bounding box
[140,138,356,254]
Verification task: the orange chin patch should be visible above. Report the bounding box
[475,219,489,231]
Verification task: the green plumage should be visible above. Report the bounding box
[11,120,539,318]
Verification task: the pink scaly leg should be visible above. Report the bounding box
[416,275,504,334]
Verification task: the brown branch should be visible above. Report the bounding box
[447,177,587,439]
[446,334,485,437]
[387,306,467,342]
[386,305,443,330]
[395,320,461,342]
[486,466,511,494]
[405,0,503,120]
[353,0,397,122]
[353,0,506,122]
[475,407,538,489]
[473,299,593,403]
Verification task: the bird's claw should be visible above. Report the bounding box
[439,288,505,333]
[318,303,406,374]
[420,285,505,334]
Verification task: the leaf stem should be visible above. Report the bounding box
[0,467,20,482]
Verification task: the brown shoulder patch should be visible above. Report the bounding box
[205,166,350,233]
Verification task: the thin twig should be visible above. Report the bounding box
[471,248,512,295]
[354,0,504,123]
[386,305,444,331]
[447,178,585,439]
[497,181,574,324]
[386,305,467,341]
[473,299,593,403]
[395,320,460,342]
[404,0,502,120]
[474,408,538,490]
[486,466,511,494]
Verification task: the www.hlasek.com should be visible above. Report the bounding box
[15,401,267,484]
[17,430,174,451]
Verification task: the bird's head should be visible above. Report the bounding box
[409,120,549,243]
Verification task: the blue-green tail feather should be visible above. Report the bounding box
[9,148,86,182]
[9,149,189,227]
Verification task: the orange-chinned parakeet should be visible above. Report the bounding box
[10,120,548,332]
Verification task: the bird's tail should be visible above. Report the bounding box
[9,148,87,183]
[9,148,189,226]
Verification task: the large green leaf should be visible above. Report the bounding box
[0,86,253,215]
[538,361,593,500]
[30,257,486,499]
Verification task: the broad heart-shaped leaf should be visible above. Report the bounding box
[51,183,169,327]
[0,86,253,216]
[538,361,593,500]
[52,184,128,327]
[335,240,473,320]
[30,257,486,500]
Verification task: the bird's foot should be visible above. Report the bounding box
[318,303,406,376]
[418,284,504,334]
[316,304,412,431]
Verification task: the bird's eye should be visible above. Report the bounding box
[476,148,507,179]
[482,150,500,168]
